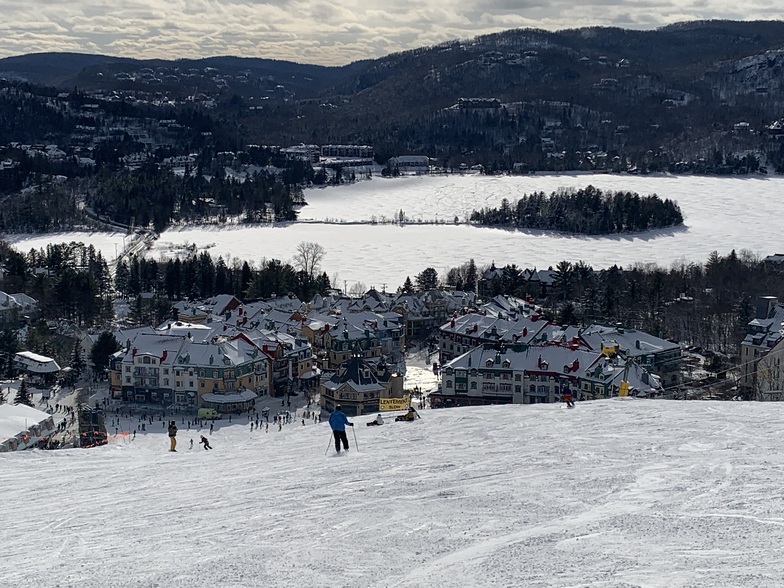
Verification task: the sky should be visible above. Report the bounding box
[3,392,784,587]
[0,1,780,66]
[9,173,781,293]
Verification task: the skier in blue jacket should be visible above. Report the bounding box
[329,405,353,453]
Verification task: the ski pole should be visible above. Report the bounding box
[325,432,333,456]
[351,425,359,452]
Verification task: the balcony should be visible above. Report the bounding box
[134,378,160,388]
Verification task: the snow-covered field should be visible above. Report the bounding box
[2,399,783,587]
[6,231,128,260]
[7,174,784,290]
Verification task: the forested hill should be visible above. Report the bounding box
[6,21,784,172]
[234,20,784,172]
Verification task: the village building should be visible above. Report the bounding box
[319,355,403,416]
[13,351,61,385]
[0,404,56,452]
[434,343,661,408]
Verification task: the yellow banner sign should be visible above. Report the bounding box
[379,396,410,411]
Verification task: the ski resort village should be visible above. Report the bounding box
[4,264,784,586]
[0,283,681,451]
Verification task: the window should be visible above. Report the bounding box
[515,385,521,393]
[125,366,131,373]
[163,378,169,386]
[200,382,205,388]
[143,356,151,364]
[164,369,169,375]
[446,380,453,388]
[189,381,194,388]
[471,381,477,389]
[515,374,522,381]
[213,371,218,378]
[483,373,494,380]
[125,376,131,383]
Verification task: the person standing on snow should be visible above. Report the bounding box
[168,421,178,452]
[329,405,354,453]
[200,435,212,450]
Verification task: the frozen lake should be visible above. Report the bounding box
[7,173,783,291]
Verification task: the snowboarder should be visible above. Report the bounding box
[329,405,353,453]
[168,421,178,452]
[189,438,194,450]
[562,389,575,408]
[200,435,212,450]
[395,407,420,422]
[367,413,384,426]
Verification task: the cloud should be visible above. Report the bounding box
[0,0,782,65]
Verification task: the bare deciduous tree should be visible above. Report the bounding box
[293,241,326,279]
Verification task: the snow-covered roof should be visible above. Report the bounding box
[202,390,257,403]
[14,351,61,373]
[0,403,54,443]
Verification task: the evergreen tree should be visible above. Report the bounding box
[401,276,414,293]
[70,341,86,378]
[90,332,122,375]
[14,378,33,407]
[557,302,578,326]
[416,267,439,291]
[465,259,478,292]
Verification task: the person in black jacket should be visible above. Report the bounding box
[200,435,212,450]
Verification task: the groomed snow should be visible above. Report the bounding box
[2,399,783,587]
[8,174,784,290]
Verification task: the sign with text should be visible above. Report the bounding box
[379,396,410,411]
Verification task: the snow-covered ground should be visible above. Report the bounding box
[8,174,784,290]
[6,231,128,261]
[2,399,783,587]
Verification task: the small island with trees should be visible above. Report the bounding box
[469,186,684,235]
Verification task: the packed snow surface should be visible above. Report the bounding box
[2,399,783,587]
[8,174,784,289]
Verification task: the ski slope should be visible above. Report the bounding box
[2,399,783,587]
